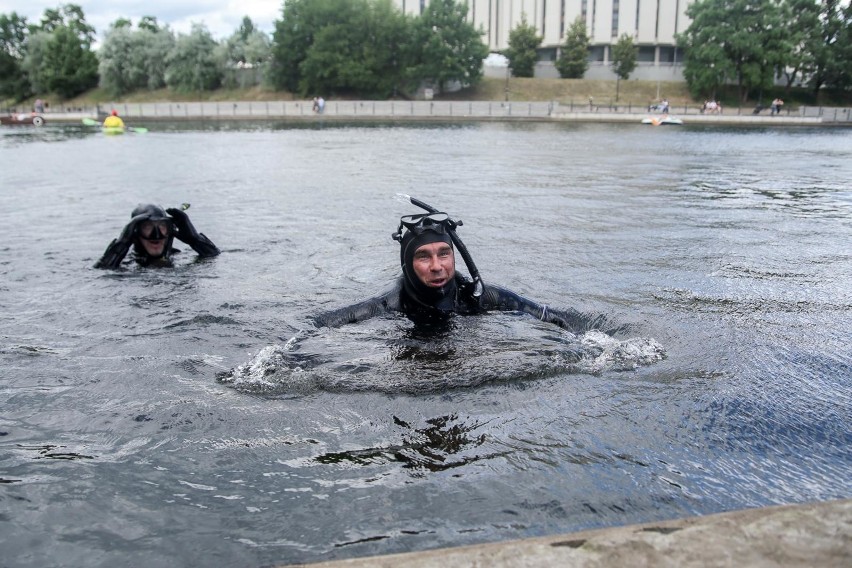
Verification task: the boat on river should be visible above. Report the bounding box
[1,113,46,126]
[642,115,684,126]
[102,125,125,135]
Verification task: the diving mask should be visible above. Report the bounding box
[393,212,461,241]
[138,219,172,240]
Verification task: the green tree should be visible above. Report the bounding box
[505,16,541,78]
[217,17,271,88]
[41,24,99,97]
[611,33,637,80]
[219,17,270,66]
[99,19,175,96]
[236,16,255,42]
[139,26,175,89]
[165,23,222,92]
[555,16,589,79]
[98,24,140,95]
[806,0,851,98]
[138,16,161,33]
[678,0,789,103]
[779,0,820,92]
[0,12,31,100]
[38,4,96,45]
[21,32,51,94]
[270,0,345,93]
[26,4,99,99]
[299,0,413,97]
[611,33,637,101]
[270,0,416,98]
[408,0,489,92]
[829,2,852,92]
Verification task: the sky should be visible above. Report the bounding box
[1,0,282,43]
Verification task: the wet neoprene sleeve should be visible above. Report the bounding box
[312,282,403,328]
[313,276,590,332]
[93,214,147,269]
[93,238,132,269]
[166,208,220,257]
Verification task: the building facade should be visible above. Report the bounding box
[395,0,693,80]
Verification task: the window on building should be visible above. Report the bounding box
[538,47,558,61]
[612,0,620,38]
[636,0,641,35]
[588,45,606,62]
[658,46,675,63]
[637,46,656,62]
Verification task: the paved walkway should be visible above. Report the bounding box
[281,499,851,568]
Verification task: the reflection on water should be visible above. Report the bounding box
[314,414,496,473]
[0,122,850,567]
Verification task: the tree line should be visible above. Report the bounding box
[0,0,490,103]
[1,0,849,105]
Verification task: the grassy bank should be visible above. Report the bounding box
[11,77,850,112]
[44,78,691,109]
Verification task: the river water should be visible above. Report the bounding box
[1,121,850,567]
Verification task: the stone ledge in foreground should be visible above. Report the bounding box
[280,498,852,568]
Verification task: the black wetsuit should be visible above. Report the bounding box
[94,205,219,269]
[313,273,594,332]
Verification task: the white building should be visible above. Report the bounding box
[394,0,692,80]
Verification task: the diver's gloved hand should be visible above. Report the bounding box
[93,213,148,269]
[166,208,220,257]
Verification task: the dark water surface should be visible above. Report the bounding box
[1,121,850,567]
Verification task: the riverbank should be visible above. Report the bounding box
[280,499,852,568]
[26,100,848,127]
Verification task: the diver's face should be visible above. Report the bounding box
[138,236,166,257]
[412,242,455,288]
[137,220,170,257]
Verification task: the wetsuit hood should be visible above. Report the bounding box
[131,203,175,261]
[399,228,456,311]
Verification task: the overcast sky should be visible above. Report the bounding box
[2,1,281,43]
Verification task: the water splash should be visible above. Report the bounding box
[219,325,666,396]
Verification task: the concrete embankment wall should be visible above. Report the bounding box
[36,101,852,127]
[279,499,852,568]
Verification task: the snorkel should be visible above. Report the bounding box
[394,194,484,299]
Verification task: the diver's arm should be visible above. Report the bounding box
[312,284,401,328]
[481,284,630,335]
[93,214,146,269]
[479,284,587,332]
[166,208,220,257]
[93,238,131,269]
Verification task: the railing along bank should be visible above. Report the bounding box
[3,101,849,123]
[89,101,851,123]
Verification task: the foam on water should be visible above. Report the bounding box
[220,325,666,395]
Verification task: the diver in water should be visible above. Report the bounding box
[313,196,600,332]
[94,204,220,269]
